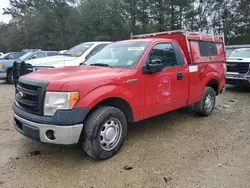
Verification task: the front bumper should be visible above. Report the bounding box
[226,73,250,86]
[14,113,83,145]
[12,104,90,145]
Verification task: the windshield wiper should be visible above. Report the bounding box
[89,63,113,68]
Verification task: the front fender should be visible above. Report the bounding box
[74,85,136,110]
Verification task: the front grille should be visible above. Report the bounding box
[15,80,46,115]
[227,63,249,74]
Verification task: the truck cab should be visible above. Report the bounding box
[12,29,226,160]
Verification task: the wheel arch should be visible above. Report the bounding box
[87,97,134,123]
[206,79,219,95]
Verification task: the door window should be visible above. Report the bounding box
[47,52,59,56]
[30,52,45,59]
[149,43,178,68]
[8,53,17,60]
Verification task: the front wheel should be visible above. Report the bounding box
[82,106,127,160]
[194,87,216,116]
[7,69,14,84]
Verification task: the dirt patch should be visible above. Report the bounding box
[0,84,249,188]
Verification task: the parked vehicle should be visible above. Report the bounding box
[0,51,59,83]
[12,29,226,160]
[0,52,26,60]
[12,42,111,82]
[226,48,250,87]
[225,44,250,57]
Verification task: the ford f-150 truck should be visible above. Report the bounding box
[226,48,250,87]
[12,29,226,160]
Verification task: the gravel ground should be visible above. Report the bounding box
[0,82,249,188]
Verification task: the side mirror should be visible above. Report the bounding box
[142,58,164,74]
[31,56,37,59]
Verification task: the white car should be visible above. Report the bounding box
[25,41,111,69]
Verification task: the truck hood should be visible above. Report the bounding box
[226,57,250,63]
[24,66,124,83]
[25,55,78,66]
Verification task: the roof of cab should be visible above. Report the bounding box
[116,38,175,43]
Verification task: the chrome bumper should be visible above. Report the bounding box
[0,72,7,78]
[226,72,250,81]
[14,113,83,145]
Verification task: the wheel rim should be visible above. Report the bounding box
[99,118,122,151]
[204,94,214,111]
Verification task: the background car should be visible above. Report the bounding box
[0,52,26,60]
[23,41,111,69]
[0,50,59,84]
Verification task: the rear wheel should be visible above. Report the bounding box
[82,106,127,160]
[194,87,216,116]
[7,69,14,84]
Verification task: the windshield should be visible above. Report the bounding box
[84,41,150,69]
[64,42,94,57]
[19,52,32,61]
[229,49,250,58]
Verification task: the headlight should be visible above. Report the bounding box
[44,92,79,116]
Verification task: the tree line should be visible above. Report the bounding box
[0,0,249,52]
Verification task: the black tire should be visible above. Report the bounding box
[82,106,127,160]
[7,69,14,84]
[194,87,216,116]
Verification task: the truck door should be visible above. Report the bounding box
[141,42,189,119]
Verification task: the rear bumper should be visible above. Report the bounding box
[14,113,83,145]
[226,73,250,86]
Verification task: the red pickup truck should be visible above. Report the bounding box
[13,29,226,160]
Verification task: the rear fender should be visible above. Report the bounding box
[203,72,221,93]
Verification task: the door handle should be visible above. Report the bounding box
[177,73,183,80]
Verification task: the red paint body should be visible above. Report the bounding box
[25,33,226,122]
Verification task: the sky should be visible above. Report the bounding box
[0,0,11,23]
